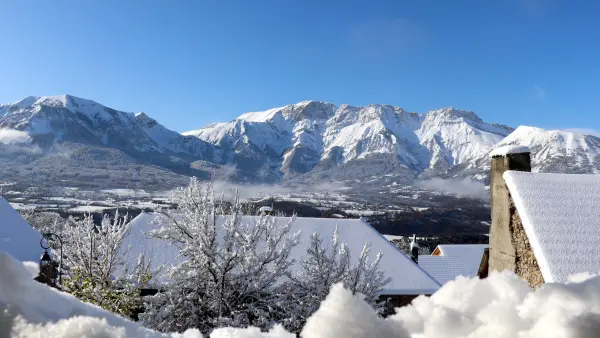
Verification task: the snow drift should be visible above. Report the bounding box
[2,251,600,337]
[0,252,202,338]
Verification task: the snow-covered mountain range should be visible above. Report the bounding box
[184,101,515,181]
[1,94,599,191]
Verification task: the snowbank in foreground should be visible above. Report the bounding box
[3,251,600,337]
[0,252,202,338]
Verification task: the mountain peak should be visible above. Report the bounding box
[35,95,70,107]
[426,107,483,123]
[135,112,159,128]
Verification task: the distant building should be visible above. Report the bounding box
[126,214,441,310]
[482,145,600,286]
[418,244,488,285]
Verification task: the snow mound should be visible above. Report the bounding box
[490,145,531,157]
[0,251,202,338]
[4,250,600,337]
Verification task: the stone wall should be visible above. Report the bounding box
[509,197,545,287]
[487,151,545,287]
[489,155,527,272]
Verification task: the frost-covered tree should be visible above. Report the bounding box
[344,243,391,305]
[140,178,300,334]
[59,212,153,318]
[283,229,390,332]
[20,209,66,235]
[283,227,349,332]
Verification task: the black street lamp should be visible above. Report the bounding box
[40,232,63,285]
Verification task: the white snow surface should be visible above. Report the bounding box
[0,197,43,262]
[383,234,404,241]
[418,245,488,285]
[119,213,185,284]
[504,170,600,283]
[0,252,202,338]
[490,145,531,157]
[127,213,441,294]
[5,250,600,337]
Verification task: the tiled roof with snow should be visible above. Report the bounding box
[434,244,488,257]
[0,198,42,262]
[418,244,488,285]
[490,145,531,157]
[126,213,441,294]
[503,171,600,283]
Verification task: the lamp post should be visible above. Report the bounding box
[40,232,63,285]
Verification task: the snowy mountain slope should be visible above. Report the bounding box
[2,95,600,192]
[0,95,220,189]
[433,126,600,183]
[186,101,512,180]
[417,108,513,170]
[492,126,600,174]
[0,95,215,159]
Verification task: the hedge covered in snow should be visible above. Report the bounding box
[2,251,600,338]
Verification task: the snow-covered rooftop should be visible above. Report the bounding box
[126,213,441,294]
[490,145,531,158]
[504,170,600,283]
[432,244,488,257]
[418,244,488,285]
[0,197,42,262]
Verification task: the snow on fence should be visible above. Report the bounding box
[2,251,600,338]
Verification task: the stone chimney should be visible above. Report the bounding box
[409,234,419,263]
[488,145,531,273]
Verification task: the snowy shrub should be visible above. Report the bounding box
[59,212,154,318]
[141,178,301,334]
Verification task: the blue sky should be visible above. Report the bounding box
[0,0,599,133]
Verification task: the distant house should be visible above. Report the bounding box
[418,244,488,285]
[125,213,440,310]
[0,197,42,263]
[482,145,600,286]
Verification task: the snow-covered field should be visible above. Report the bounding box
[3,250,600,338]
